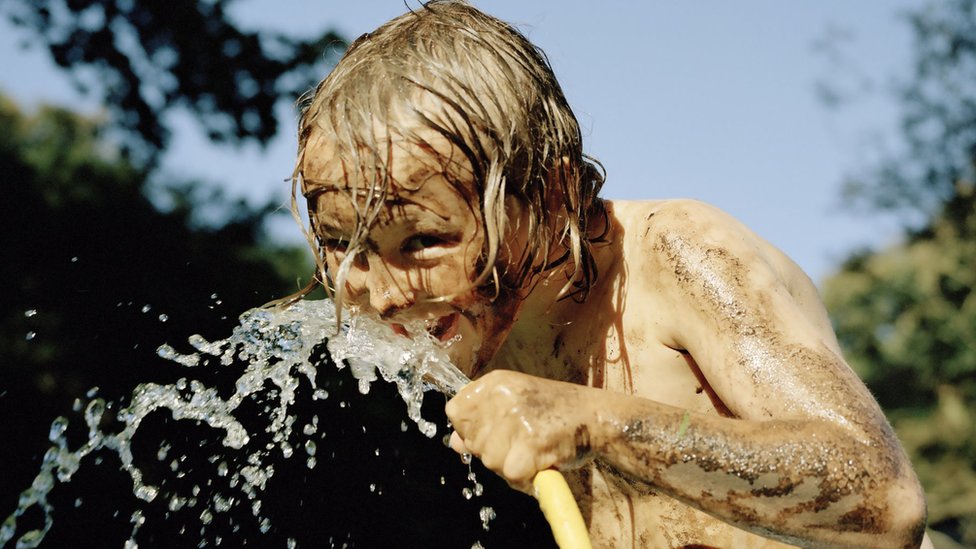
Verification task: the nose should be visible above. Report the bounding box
[342,253,415,319]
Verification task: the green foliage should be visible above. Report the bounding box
[0,87,316,396]
[822,1,976,544]
[824,191,976,545]
[842,0,976,221]
[2,0,345,164]
[824,189,976,410]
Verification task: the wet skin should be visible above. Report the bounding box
[303,132,929,548]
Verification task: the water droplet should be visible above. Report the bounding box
[217,461,228,477]
[461,453,472,465]
[479,506,496,532]
[304,440,317,456]
[70,256,78,263]
[74,497,83,507]
[462,487,473,500]
[135,484,159,502]
[24,309,37,317]
[141,304,152,313]
[374,448,380,457]
[369,483,376,493]
[49,417,68,442]
[84,399,105,433]
[25,331,36,341]
[169,496,186,512]
[158,314,169,323]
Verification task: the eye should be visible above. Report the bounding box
[401,234,447,254]
[321,237,348,254]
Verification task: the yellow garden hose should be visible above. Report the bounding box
[533,469,592,549]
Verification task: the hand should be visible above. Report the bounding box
[445,370,597,490]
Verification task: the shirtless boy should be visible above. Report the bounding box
[294,2,929,547]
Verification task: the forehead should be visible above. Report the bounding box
[302,122,482,226]
[302,104,477,193]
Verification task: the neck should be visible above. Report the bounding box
[493,214,624,383]
[489,259,604,384]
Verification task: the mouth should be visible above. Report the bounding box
[427,312,460,342]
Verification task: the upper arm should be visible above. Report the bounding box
[642,200,885,433]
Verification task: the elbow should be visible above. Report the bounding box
[883,473,928,549]
[832,463,927,548]
[894,500,927,549]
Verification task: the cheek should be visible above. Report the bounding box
[322,251,346,281]
[416,263,477,303]
[416,245,485,300]
[446,317,479,368]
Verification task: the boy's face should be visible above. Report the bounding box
[302,128,523,377]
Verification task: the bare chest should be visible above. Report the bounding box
[580,309,723,417]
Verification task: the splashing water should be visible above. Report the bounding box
[1,299,474,548]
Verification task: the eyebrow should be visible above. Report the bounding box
[302,179,383,200]
[311,191,455,232]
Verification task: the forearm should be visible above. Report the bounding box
[588,400,927,548]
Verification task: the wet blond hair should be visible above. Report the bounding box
[289,0,606,311]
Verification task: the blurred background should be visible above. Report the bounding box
[1,0,973,547]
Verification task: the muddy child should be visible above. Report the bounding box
[292,1,929,547]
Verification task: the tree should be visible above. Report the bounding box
[820,1,976,545]
[824,187,976,411]
[2,0,344,165]
[838,0,976,224]
[823,192,976,547]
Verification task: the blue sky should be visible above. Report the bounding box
[1,1,924,283]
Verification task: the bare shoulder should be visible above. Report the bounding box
[607,198,838,351]
[610,198,799,284]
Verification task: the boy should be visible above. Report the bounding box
[294,1,929,547]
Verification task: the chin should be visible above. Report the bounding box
[438,313,483,379]
[449,305,516,380]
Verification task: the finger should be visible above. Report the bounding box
[444,395,474,432]
[502,443,539,486]
[449,431,468,455]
